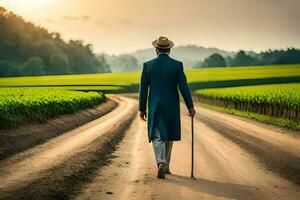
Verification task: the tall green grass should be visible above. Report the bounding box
[195,83,300,120]
[0,88,105,129]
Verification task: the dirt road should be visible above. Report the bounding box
[0,95,299,200]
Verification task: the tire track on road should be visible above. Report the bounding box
[195,106,300,185]
[0,95,138,200]
[69,99,300,200]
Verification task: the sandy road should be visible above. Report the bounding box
[0,95,137,199]
[0,95,299,200]
[76,96,300,200]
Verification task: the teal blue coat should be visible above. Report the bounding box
[139,54,194,142]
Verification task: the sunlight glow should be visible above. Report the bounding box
[1,0,299,54]
[4,0,54,9]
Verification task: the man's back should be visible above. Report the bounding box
[139,53,193,142]
[138,36,195,179]
[144,54,182,103]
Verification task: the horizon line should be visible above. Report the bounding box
[98,44,299,56]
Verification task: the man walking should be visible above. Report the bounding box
[139,36,196,179]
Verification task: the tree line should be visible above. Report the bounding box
[195,48,300,68]
[0,7,110,77]
[1,7,299,76]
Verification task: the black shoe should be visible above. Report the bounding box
[157,163,165,179]
[165,170,171,174]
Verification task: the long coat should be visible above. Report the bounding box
[139,54,194,142]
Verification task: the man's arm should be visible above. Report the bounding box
[139,63,148,120]
[177,62,196,117]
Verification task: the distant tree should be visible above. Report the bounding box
[202,53,227,68]
[66,40,108,73]
[21,56,46,75]
[96,55,111,73]
[0,7,111,76]
[261,48,300,65]
[49,53,70,74]
[0,61,19,77]
[36,40,58,67]
[225,56,235,66]
[230,51,258,66]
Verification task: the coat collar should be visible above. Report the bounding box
[157,53,169,58]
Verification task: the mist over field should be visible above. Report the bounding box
[103,45,235,70]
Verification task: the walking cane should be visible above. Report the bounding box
[191,116,195,180]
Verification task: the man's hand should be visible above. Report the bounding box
[139,111,147,121]
[189,107,196,118]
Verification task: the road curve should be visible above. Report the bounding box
[0,95,137,196]
[0,94,299,200]
[75,96,300,200]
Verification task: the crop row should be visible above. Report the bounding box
[0,88,105,129]
[195,83,300,120]
[0,64,299,87]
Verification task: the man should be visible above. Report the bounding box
[139,36,196,179]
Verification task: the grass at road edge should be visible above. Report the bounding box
[197,102,300,131]
[0,88,106,130]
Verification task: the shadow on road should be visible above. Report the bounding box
[166,174,261,200]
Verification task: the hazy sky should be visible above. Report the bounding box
[1,0,300,54]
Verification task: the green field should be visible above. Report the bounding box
[198,102,300,130]
[196,83,300,121]
[1,64,300,130]
[0,64,299,92]
[0,88,105,129]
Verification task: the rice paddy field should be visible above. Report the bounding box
[0,64,300,130]
[0,88,105,129]
[0,64,299,91]
[195,83,300,120]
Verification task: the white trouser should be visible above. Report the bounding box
[152,127,173,170]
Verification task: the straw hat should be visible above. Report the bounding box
[152,36,174,49]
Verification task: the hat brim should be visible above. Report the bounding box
[152,40,174,49]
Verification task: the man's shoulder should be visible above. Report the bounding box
[143,58,157,66]
[168,56,183,66]
[143,56,183,66]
